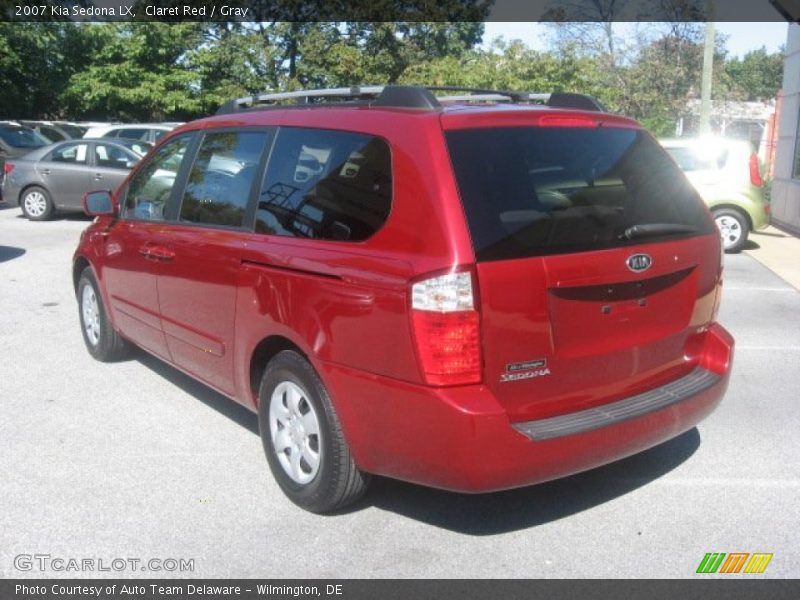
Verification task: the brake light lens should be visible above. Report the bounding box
[3,163,13,175]
[749,153,763,187]
[411,272,481,386]
[537,115,600,128]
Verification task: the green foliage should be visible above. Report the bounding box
[0,20,786,126]
[723,47,785,101]
[0,23,78,118]
[59,23,204,121]
[400,40,609,103]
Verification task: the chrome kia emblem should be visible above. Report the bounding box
[627,253,652,273]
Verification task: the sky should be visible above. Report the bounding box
[481,22,789,57]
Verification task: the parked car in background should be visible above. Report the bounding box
[115,139,153,158]
[2,138,143,220]
[0,122,51,200]
[18,120,77,143]
[52,122,90,139]
[83,123,181,144]
[73,85,733,513]
[660,137,769,253]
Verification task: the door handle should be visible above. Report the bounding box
[94,173,103,181]
[40,169,50,176]
[138,245,174,261]
[149,246,175,261]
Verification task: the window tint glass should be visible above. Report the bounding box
[39,126,66,142]
[665,145,726,172]
[117,140,152,157]
[179,131,268,228]
[446,127,713,261]
[153,129,168,141]
[257,128,392,241]
[116,128,150,141]
[124,135,191,221]
[0,126,48,148]
[49,143,88,164]
[58,124,86,138]
[94,143,135,169]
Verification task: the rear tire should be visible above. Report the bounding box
[713,208,749,253]
[77,267,130,362]
[258,350,370,513]
[20,186,54,221]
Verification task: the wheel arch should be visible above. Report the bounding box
[249,335,308,408]
[709,203,753,230]
[18,183,51,206]
[72,255,92,295]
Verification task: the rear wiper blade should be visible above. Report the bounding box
[619,223,697,241]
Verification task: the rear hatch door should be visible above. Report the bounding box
[444,115,720,422]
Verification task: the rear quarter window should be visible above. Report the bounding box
[256,127,392,242]
[446,126,714,261]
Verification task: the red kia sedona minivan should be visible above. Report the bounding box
[73,86,734,512]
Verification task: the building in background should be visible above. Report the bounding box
[771,23,800,235]
[677,99,776,148]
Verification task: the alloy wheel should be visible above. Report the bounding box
[81,285,101,346]
[715,214,743,250]
[23,191,47,218]
[269,381,322,485]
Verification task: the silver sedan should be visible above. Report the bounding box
[1,138,148,220]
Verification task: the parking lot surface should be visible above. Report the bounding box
[1,206,798,578]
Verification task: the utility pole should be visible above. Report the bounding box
[699,21,715,134]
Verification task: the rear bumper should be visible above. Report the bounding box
[320,323,733,493]
[751,202,770,231]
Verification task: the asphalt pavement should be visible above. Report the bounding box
[1,205,798,578]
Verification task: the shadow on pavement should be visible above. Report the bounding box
[0,245,26,263]
[130,345,700,532]
[743,240,760,251]
[133,349,259,436]
[752,230,788,238]
[14,212,93,222]
[357,428,700,534]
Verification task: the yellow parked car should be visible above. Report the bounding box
[660,137,770,252]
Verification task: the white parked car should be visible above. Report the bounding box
[83,123,182,144]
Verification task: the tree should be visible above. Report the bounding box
[0,23,83,119]
[399,39,607,103]
[60,23,204,121]
[724,47,784,101]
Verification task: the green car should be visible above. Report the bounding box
[660,137,770,253]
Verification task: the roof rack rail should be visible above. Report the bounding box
[216,85,440,114]
[216,85,605,115]
[426,87,605,112]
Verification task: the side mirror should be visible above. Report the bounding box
[83,190,115,217]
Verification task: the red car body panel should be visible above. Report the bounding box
[320,323,731,492]
[74,102,734,493]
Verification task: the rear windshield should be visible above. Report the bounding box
[446,126,714,261]
[57,124,87,138]
[0,126,49,149]
[665,145,727,172]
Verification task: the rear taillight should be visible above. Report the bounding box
[749,153,763,187]
[410,271,482,386]
[3,163,13,175]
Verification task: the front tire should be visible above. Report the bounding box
[20,186,54,221]
[713,208,749,253]
[77,267,129,361]
[258,350,370,513]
